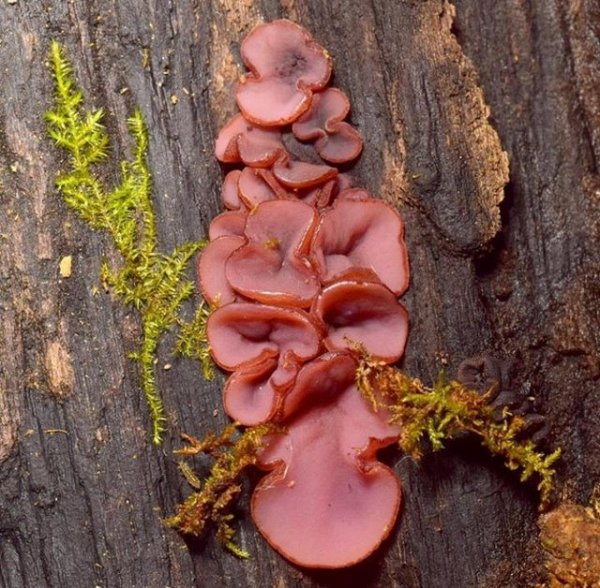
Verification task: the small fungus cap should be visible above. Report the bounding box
[293,88,363,163]
[314,280,409,363]
[197,235,246,307]
[223,354,300,426]
[226,200,320,308]
[236,20,332,126]
[311,196,410,295]
[207,302,321,371]
[215,113,285,167]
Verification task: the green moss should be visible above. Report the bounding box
[174,302,215,381]
[166,423,279,557]
[46,41,212,444]
[355,348,561,507]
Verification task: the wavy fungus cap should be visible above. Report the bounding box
[310,196,410,295]
[252,353,401,568]
[207,302,321,371]
[293,88,363,163]
[314,280,409,363]
[225,200,320,308]
[236,20,332,126]
[215,113,284,167]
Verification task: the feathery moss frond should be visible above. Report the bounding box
[46,42,209,444]
[175,301,215,381]
[355,349,560,507]
[166,423,278,557]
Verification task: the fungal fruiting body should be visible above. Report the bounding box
[198,20,409,568]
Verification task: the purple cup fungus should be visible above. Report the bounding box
[292,87,363,163]
[221,170,243,210]
[310,196,410,294]
[198,19,410,568]
[236,20,332,126]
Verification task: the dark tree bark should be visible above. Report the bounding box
[0,1,598,587]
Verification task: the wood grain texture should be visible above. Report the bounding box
[0,1,598,587]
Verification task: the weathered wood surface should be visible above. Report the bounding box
[0,1,598,586]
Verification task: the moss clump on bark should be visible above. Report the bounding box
[46,42,210,444]
[355,348,560,507]
[166,423,278,557]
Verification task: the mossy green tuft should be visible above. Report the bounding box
[46,41,212,444]
[355,348,560,507]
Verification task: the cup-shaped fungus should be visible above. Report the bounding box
[238,167,288,208]
[215,113,285,167]
[252,352,401,568]
[221,170,243,210]
[292,88,363,163]
[197,18,412,570]
[225,200,320,308]
[314,280,409,363]
[206,302,322,372]
[223,352,300,426]
[197,235,246,307]
[236,20,332,126]
[272,156,338,189]
[311,197,410,295]
[207,211,247,240]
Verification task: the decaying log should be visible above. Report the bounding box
[0,1,598,586]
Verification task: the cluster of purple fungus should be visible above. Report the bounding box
[197,19,409,568]
[171,18,562,570]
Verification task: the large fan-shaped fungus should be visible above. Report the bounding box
[252,353,401,568]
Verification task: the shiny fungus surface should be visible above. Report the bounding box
[225,200,320,308]
[223,354,299,426]
[201,18,411,570]
[206,302,321,371]
[292,87,363,163]
[311,197,410,294]
[314,280,409,363]
[197,235,245,307]
[252,353,401,568]
[236,20,332,126]
[215,113,285,167]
